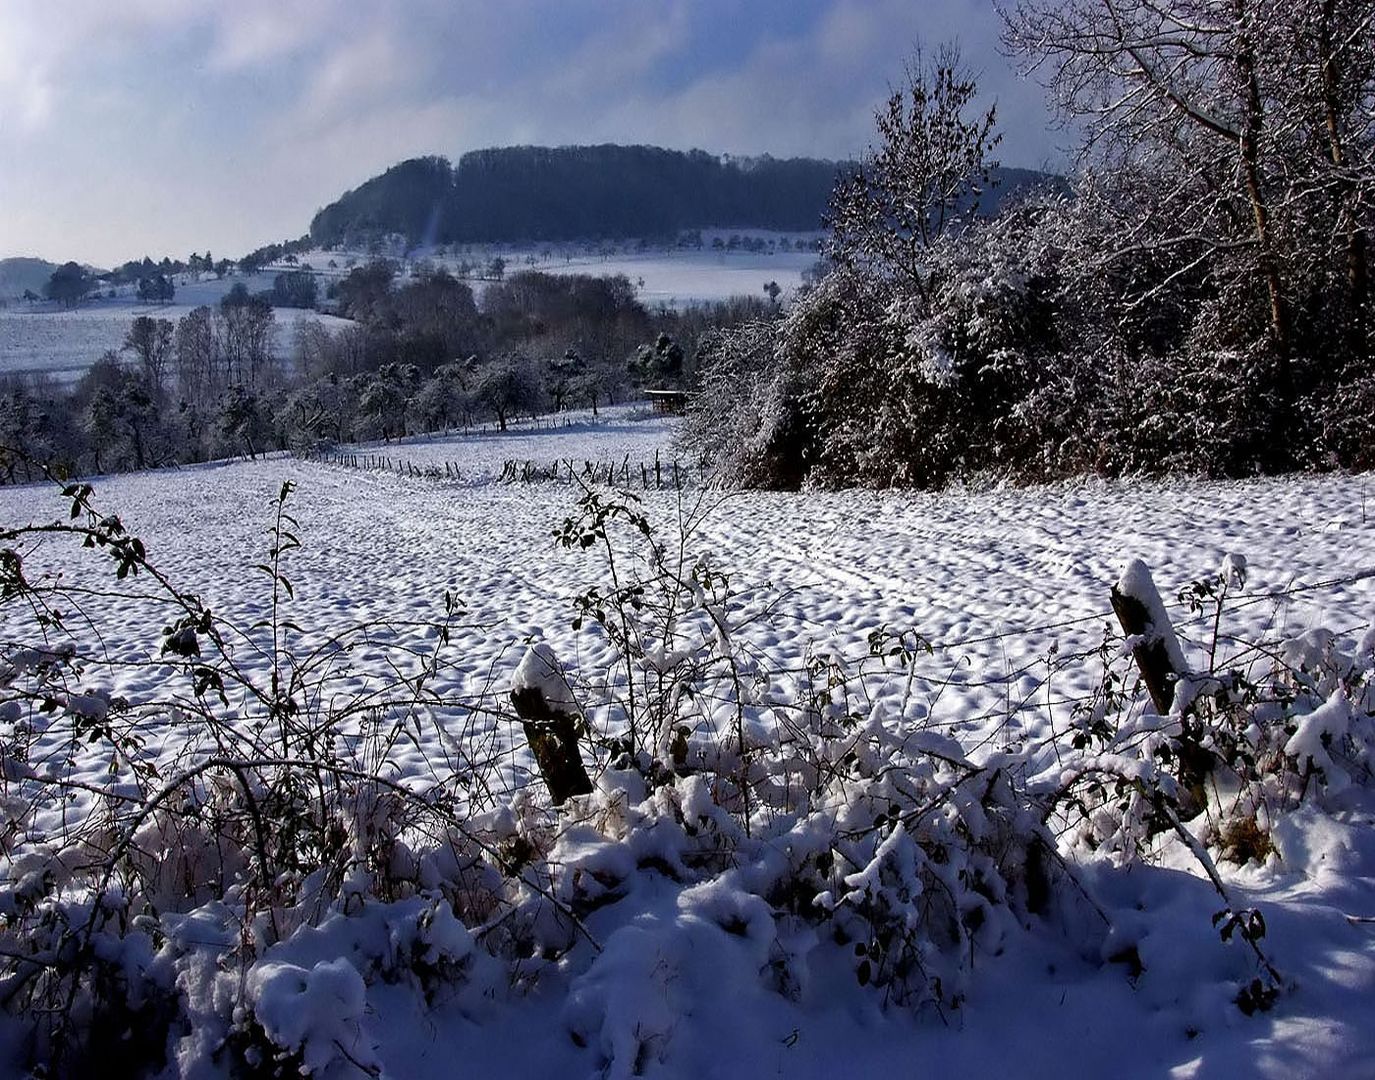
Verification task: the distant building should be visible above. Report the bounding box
[645,389,689,416]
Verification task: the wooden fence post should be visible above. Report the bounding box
[1110,560,1182,716]
[510,646,593,805]
[1110,559,1213,818]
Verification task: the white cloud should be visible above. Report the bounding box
[208,3,337,71]
[0,2,1060,265]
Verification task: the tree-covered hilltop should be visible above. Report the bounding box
[308,144,1054,246]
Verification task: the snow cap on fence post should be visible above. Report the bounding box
[1112,558,1186,715]
[511,643,593,805]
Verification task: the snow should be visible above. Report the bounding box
[1116,556,1188,675]
[1285,689,1355,792]
[2,413,1375,1077]
[514,642,579,712]
[245,958,374,1075]
[0,288,351,381]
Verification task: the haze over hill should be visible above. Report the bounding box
[310,144,1057,248]
[0,258,59,299]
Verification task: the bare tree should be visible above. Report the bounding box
[175,306,218,406]
[826,45,1001,298]
[1000,0,1374,366]
[124,316,174,396]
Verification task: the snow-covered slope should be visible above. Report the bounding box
[0,413,1373,1078]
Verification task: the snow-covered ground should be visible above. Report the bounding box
[0,278,350,382]
[313,230,824,308]
[520,246,817,307]
[1,412,1373,1077]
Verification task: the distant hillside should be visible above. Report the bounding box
[0,257,58,299]
[309,145,1056,248]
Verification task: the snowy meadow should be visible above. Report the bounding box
[0,409,1373,1077]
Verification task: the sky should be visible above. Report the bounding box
[0,1,1063,267]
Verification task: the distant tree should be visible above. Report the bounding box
[576,364,606,416]
[335,260,396,321]
[175,306,219,404]
[413,361,471,432]
[78,357,162,471]
[545,349,585,412]
[43,262,92,307]
[270,270,319,309]
[218,385,271,458]
[293,318,338,380]
[219,290,276,385]
[486,256,507,281]
[0,381,68,481]
[357,363,420,441]
[137,274,175,304]
[630,332,685,387]
[124,316,174,394]
[475,354,542,430]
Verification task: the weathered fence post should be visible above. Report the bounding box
[1110,559,1183,716]
[510,645,593,805]
[1110,558,1212,817]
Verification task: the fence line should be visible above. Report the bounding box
[293,446,714,490]
[294,448,465,481]
[498,450,711,489]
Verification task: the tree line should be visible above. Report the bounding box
[0,263,774,481]
[309,143,1053,248]
[685,6,1375,489]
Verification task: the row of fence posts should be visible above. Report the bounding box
[299,449,462,480]
[498,450,709,489]
[296,447,710,488]
[515,560,1203,811]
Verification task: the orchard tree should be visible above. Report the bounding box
[413,360,471,431]
[218,385,271,458]
[357,363,421,441]
[545,349,585,411]
[475,354,542,430]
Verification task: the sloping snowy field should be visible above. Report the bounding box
[1,411,1373,1077]
[0,295,350,381]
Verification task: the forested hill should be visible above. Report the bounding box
[308,145,1054,246]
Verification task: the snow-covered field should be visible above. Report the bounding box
[520,246,817,307]
[1,412,1373,1077]
[316,230,823,308]
[0,279,350,382]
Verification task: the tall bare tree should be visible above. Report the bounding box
[826,46,1002,298]
[1001,0,1374,371]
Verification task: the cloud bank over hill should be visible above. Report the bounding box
[0,1,1061,265]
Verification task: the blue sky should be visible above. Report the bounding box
[0,1,1062,266]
